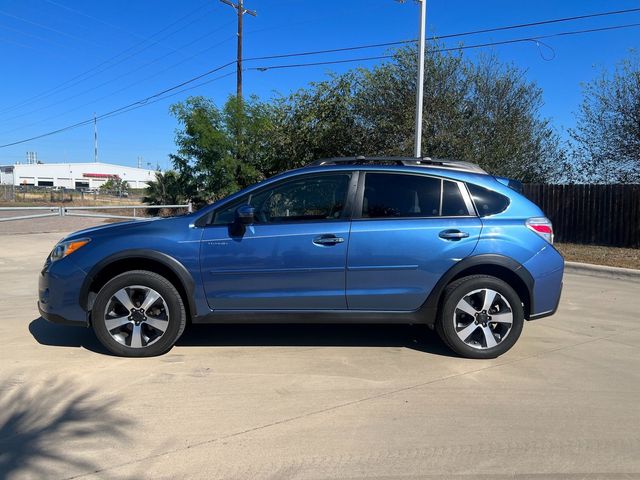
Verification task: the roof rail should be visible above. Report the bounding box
[308,156,486,174]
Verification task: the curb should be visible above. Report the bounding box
[565,261,640,281]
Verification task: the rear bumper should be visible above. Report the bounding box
[528,281,562,320]
[523,245,564,320]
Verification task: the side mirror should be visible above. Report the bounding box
[235,204,255,225]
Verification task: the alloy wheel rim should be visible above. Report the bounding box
[103,285,170,348]
[453,288,513,350]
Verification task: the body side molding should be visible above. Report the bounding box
[195,254,534,326]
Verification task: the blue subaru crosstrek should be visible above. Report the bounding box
[38,157,563,359]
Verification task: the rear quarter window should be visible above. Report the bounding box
[467,183,510,217]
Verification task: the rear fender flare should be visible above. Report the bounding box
[420,254,534,326]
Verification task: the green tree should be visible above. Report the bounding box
[273,46,563,182]
[99,177,129,195]
[168,45,564,204]
[268,73,367,171]
[569,54,640,183]
[169,95,276,205]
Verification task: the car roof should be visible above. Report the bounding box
[197,156,542,220]
[307,156,487,175]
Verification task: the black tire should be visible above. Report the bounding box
[92,270,186,357]
[436,275,524,359]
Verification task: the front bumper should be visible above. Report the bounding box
[38,301,87,326]
[38,258,89,327]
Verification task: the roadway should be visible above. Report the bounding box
[0,231,638,479]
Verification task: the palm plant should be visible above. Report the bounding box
[142,171,183,215]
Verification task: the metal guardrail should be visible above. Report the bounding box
[0,206,61,222]
[63,204,192,220]
[0,204,192,222]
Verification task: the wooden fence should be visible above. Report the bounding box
[522,184,640,249]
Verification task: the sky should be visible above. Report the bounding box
[0,0,638,169]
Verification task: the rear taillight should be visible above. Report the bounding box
[526,217,554,244]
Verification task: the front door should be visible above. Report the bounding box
[200,172,355,310]
[346,171,482,310]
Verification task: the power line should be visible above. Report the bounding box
[248,22,640,71]
[250,55,396,71]
[44,0,223,63]
[0,8,106,47]
[99,71,237,121]
[2,4,638,121]
[0,26,235,127]
[44,0,146,41]
[245,7,640,63]
[4,4,637,119]
[0,62,237,148]
[135,6,640,71]
[0,71,237,148]
[0,1,213,116]
[2,36,404,133]
[0,34,238,136]
[0,34,33,50]
[0,21,70,49]
[437,6,640,40]
[2,14,640,148]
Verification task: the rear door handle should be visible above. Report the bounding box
[439,229,469,240]
[313,235,345,246]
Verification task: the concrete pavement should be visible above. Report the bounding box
[1,232,639,480]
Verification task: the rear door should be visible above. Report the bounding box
[346,171,482,310]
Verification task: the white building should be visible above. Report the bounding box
[0,162,157,189]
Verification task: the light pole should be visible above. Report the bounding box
[93,112,99,163]
[414,0,426,158]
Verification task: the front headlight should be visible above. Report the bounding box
[50,238,91,262]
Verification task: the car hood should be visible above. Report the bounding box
[62,217,162,241]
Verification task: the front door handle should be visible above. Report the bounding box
[439,229,469,240]
[313,235,345,246]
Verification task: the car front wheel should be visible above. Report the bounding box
[92,270,186,357]
[436,275,524,359]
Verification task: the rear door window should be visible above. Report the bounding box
[361,173,471,218]
[442,180,469,216]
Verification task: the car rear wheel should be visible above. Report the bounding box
[92,270,186,357]
[436,275,524,359]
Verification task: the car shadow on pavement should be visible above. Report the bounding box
[178,323,457,357]
[29,317,111,355]
[29,317,457,357]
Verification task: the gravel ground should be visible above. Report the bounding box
[555,243,640,270]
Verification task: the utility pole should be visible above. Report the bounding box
[93,112,98,163]
[220,0,257,102]
[414,0,426,158]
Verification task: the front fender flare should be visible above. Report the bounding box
[79,249,196,316]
